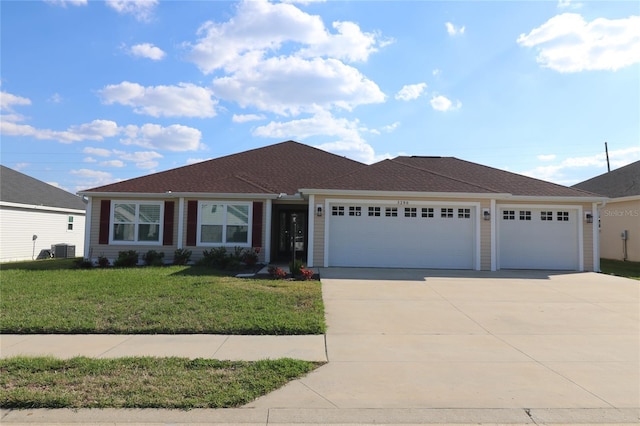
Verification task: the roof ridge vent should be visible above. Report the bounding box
[410,156,441,158]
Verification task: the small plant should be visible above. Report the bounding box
[97,255,110,268]
[114,250,139,268]
[289,259,305,276]
[142,250,165,266]
[199,247,229,269]
[74,258,94,269]
[241,247,259,267]
[173,248,192,265]
[299,267,314,281]
[268,266,287,280]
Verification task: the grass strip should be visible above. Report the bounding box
[600,258,640,280]
[0,356,321,409]
[0,264,325,335]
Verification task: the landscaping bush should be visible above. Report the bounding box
[199,247,229,269]
[299,267,314,281]
[173,248,192,265]
[268,266,287,280]
[142,250,165,266]
[289,259,305,276]
[97,255,110,268]
[113,250,139,268]
[74,258,94,269]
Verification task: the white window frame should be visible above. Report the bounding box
[110,201,164,245]
[196,201,252,247]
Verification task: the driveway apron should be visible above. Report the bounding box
[247,269,640,412]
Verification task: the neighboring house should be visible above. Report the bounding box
[573,161,640,262]
[0,165,86,262]
[79,141,604,271]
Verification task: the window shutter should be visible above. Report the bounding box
[186,200,198,246]
[163,201,174,246]
[98,200,110,244]
[252,201,263,248]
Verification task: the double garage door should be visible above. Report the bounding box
[327,203,476,269]
[326,202,581,270]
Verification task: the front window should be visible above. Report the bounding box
[112,202,161,243]
[199,202,250,245]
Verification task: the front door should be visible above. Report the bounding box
[273,208,307,262]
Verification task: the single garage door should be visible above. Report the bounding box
[498,207,579,270]
[328,203,475,269]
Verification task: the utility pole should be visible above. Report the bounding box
[605,141,610,172]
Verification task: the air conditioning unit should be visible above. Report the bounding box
[51,244,76,258]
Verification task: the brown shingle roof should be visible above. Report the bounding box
[572,160,640,198]
[314,156,599,197]
[83,141,366,195]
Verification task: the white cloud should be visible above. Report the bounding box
[186,157,211,165]
[213,56,385,116]
[45,0,87,7]
[83,157,97,163]
[114,150,163,169]
[100,81,217,118]
[517,13,640,72]
[523,145,640,184]
[537,154,557,161]
[430,95,461,112]
[100,160,125,167]
[105,0,158,22]
[557,0,582,9]
[83,147,112,157]
[129,43,165,61]
[395,83,427,101]
[121,123,202,151]
[1,119,119,143]
[445,22,465,36]
[1,91,31,111]
[71,168,114,189]
[48,93,63,103]
[232,113,266,123]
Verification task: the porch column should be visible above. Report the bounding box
[264,199,272,263]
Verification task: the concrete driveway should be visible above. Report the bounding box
[248,269,639,423]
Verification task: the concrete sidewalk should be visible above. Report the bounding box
[1,334,327,361]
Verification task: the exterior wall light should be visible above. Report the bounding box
[483,209,491,221]
[585,212,593,223]
[316,204,323,216]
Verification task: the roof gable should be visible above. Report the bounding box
[0,165,87,210]
[84,141,366,195]
[572,161,640,198]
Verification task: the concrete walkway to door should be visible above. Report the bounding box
[247,268,640,424]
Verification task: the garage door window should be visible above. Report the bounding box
[458,208,471,219]
[519,211,531,221]
[421,208,434,218]
[557,211,569,221]
[503,210,515,220]
[332,206,345,216]
[368,207,381,217]
[541,211,553,221]
[349,206,362,216]
[385,207,398,217]
[441,208,454,218]
[404,207,417,217]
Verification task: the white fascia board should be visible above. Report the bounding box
[604,194,640,203]
[0,201,86,215]
[299,189,510,199]
[77,192,279,200]
[502,195,607,203]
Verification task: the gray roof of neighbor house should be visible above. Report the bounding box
[0,165,87,210]
[83,141,366,195]
[572,161,640,198]
[313,156,599,197]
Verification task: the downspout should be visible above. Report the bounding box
[593,199,607,272]
[83,197,92,260]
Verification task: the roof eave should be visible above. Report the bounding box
[0,200,86,214]
[78,191,280,200]
[502,195,608,203]
[299,188,510,199]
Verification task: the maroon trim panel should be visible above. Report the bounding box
[98,200,111,245]
[252,201,263,248]
[186,200,198,246]
[163,201,175,246]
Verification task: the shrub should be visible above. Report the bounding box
[241,248,259,267]
[289,259,305,276]
[173,248,192,265]
[75,258,94,269]
[299,267,314,281]
[199,247,229,269]
[268,266,287,280]
[142,250,165,266]
[114,250,139,268]
[97,255,110,268]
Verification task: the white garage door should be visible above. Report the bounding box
[498,207,579,270]
[328,203,475,269]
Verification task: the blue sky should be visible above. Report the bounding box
[1,0,638,194]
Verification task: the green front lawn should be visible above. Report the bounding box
[0,260,325,334]
[600,258,640,280]
[0,356,320,409]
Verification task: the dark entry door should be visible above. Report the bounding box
[274,209,307,262]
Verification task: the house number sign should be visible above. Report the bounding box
[397,200,409,205]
